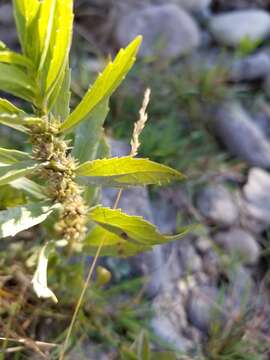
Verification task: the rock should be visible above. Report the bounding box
[187,286,224,333]
[115,4,200,58]
[214,228,260,265]
[230,52,270,82]
[196,184,239,226]
[239,168,270,232]
[212,0,269,11]
[228,266,254,310]
[179,243,203,273]
[174,0,212,12]
[212,102,270,168]
[209,10,270,47]
[151,293,193,352]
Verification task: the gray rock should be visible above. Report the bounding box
[214,228,260,265]
[187,286,224,333]
[213,102,270,168]
[239,168,270,232]
[179,243,203,273]
[230,52,270,81]
[115,4,200,58]
[174,0,212,12]
[228,266,254,310]
[209,10,270,47]
[196,184,239,226]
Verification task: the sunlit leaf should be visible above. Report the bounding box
[0,201,60,238]
[85,206,191,257]
[13,0,40,57]
[45,0,73,94]
[0,98,25,114]
[32,242,58,303]
[76,157,185,187]
[0,51,34,69]
[61,36,142,132]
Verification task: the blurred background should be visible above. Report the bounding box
[1,0,270,359]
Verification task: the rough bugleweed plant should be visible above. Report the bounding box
[0,0,188,303]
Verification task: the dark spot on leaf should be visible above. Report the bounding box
[120,232,129,240]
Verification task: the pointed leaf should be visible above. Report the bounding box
[45,0,73,94]
[0,63,35,102]
[49,64,71,118]
[0,114,42,133]
[0,161,40,186]
[32,242,58,303]
[76,157,185,187]
[0,201,60,238]
[0,98,25,114]
[0,51,34,69]
[88,206,190,246]
[13,0,40,57]
[0,148,30,164]
[61,36,142,132]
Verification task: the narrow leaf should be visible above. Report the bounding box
[10,178,47,200]
[32,242,58,303]
[0,201,60,238]
[0,51,34,69]
[61,36,142,132]
[0,98,25,114]
[0,114,42,133]
[0,161,40,186]
[49,64,71,118]
[0,63,35,102]
[76,157,185,187]
[45,0,73,93]
[0,148,30,164]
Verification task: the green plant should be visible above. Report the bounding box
[0,0,190,356]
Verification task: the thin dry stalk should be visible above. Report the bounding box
[130,88,151,157]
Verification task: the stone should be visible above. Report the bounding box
[214,228,260,265]
[196,184,239,226]
[230,52,270,82]
[174,0,212,12]
[0,4,13,25]
[209,10,270,47]
[212,102,270,168]
[187,286,224,333]
[115,4,200,58]
[239,168,270,232]
[178,243,203,273]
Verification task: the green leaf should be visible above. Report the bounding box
[32,242,58,303]
[0,98,25,114]
[0,148,30,164]
[45,0,73,94]
[61,36,142,132]
[0,201,60,238]
[10,178,47,200]
[49,64,71,119]
[0,51,34,69]
[0,161,40,186]
[13,0,40,57]
[37,0,57,71]
[131,332,150,360]
[72,100,109,163]
[76,157,185,187]
[84,226,149,257]
[85,206,191,257]
[0,63,35,102]
[0,114,42,133]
